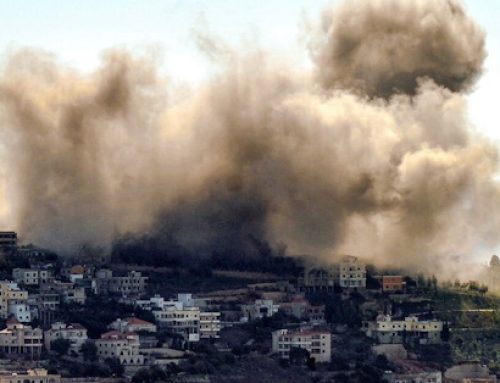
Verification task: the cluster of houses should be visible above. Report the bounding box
[0,232,497,382]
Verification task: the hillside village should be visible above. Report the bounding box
[0,231,498,383]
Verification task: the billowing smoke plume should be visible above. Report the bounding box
[0,0,496,275]
[310,0,486,97]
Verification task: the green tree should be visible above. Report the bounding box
[105,357,124,377]
[51,338,71,356]
[80,340,98,362]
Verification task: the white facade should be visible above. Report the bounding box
[338,256,366,289]
[272,329,331,363]
[96,331,144,366]
[365,315,443,344]
[153,307,200,342]
[0,281,30,322]
[44,322,88,355]
[0,369,60,383]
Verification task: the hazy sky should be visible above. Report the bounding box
[0,0,498,139]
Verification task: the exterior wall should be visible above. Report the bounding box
[272,329,331,363]
[382,276,406,293]
[153,307,200,342]
[0,232,17,249]
[0,282,30,322]
[338,256,366,289]
[299,267,336,292]
[8,301,31,322]
[0,369,60,383]
[200,312,221,339]
[44,322,88,355]
[365,316,443,345]
[96,332,144,366]
[109,318,157,333]
[0,322,43,358]
[242,299,279,320]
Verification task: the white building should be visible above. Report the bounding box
[241,299,279,321]
[109,317,157,333]
[272,328,331,363]
[0,281,30,322]
[200,312,221,339]
[0,318,43,358]
[44,322,88,355]
[12,269,52,286]
[364,315,443,344]
[153,307,201,342]
[95,331,144,367]
[338,255,366,289]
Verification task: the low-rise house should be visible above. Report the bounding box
[44,322,88,355]
[338,255,366,289]
[272,328,331,363]
[364,315,443,344]
[0,368,60,383]
[0,318,43,358]
[241,299,279,321]
[199,312,221,339]
[444,363,497,382]
[382,276,406,293]
[383,370,442,383]
[95,331,144,367]
[109,317,157,333]
[7,300,31,323]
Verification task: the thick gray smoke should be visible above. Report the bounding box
[310,0,486,97]
[0,0,496,276]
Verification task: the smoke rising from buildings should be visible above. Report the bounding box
[0,0,496,276]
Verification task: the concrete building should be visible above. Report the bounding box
[95,270,147,297]
[153,307,200,342]
[0,281,30,322]
[12,268,52,287]
[299,267,336,292]
[364,315,443,344]
[109,317,157,333]
[383,370,442,383]
[272,328,331,363]
[0,318,43,358]
[95,331,144,367]
[338,256,366,289]
[199,312,221,339]
[44,322,88,355]
[0,369,60,383]
[382,276,406,293]
[241,299,279,321]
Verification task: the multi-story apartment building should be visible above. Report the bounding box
[95,331,144,367]
[0,318,43,358]
[153,307,200,342]
[0,368,60,383]
[299,267,336,292]
[44,322,88,355]
[12,268,52,286]
[199,312,221,339]
[272,328,332,363]
[382,276,406,293]
[338,255,366,289]
[95,270,147,297]
[363,315,443,344]
[0,281,30,322]
[109,317,157,333]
